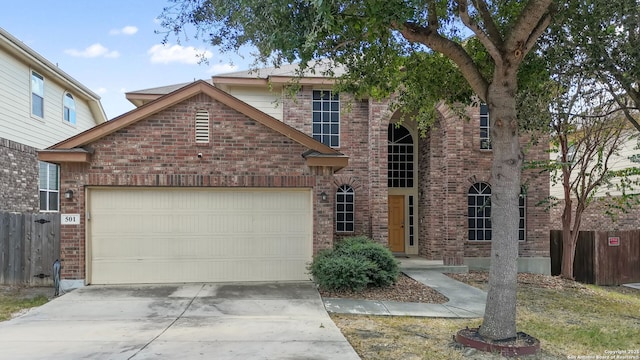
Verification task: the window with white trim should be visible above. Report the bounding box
[31,71,44,118]
[39,162,59,212]
[468,182,492,241]
[336,185,354,232]
[480,103,491,149]
[468,183,526,241]
[388,124,414,188]
[195,110,210,143]
[63,92,76,125]
[312,90,340,148]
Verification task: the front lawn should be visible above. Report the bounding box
[331,272,640,359]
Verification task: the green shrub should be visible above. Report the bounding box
[336,238,399,287]
[309,236,400,291]
[309,253,375,291]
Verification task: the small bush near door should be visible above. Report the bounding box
[309,236,399,291]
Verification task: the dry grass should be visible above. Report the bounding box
[331,272,640,359]
[0,286,50,321]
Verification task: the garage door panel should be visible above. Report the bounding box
[89,188,312,284]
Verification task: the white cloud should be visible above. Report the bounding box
[94,87,108,95]
[147,44,212,65]
[207,63,238,75]
[109,26,138,35]
[65,43,120,58]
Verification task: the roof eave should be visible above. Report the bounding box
[38,149,91,163]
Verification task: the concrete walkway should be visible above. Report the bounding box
[323,270,487,318]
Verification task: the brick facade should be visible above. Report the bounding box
[550,199,640,232]
[0,137,39,212]
[57,93,336,279]
[53,83,552,280]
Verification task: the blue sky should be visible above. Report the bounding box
[1,1,250,119]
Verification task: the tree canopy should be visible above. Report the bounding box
[160,0,554,341]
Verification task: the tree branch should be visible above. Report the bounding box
[393,21,489,100]
[504,0,553,63]
[457,0,503,64]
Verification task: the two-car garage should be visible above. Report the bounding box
[87,188,313,284]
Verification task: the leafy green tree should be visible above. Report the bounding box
[545,0,640,131]
[545,76,639,279]
[159,0,553,340]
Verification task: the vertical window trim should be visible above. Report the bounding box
[39,162,59,212]
[480,103,491,150]
[336,185,354,233]
[31,71,44,118]
[195,110,210,143]
[63,92,76,125]
[312,90,340,148]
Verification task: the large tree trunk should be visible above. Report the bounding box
[478,75,522,341]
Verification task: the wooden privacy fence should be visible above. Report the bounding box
[0,212,60,285]
[551,230,640,286]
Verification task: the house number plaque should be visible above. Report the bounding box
[61,214,81,225]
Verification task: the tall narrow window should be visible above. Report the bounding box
[519,189,527,241]
[468,182,492,241]
[480,103,491,149]
[195,110,210,143]
[63,93,76,125]
[39,162,59,212]
[31,71,44,118]
[312,90,340,147]
[388,124,414,188]
[336,185,354,232]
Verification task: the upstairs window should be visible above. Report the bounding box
[195,110,210,143]
[480,103,491,150]
[63,93,76,125]
[336,185,354,232]
[388,124,414,188]
[31,71,44,118]
[312,90,340,148]
[39,162,59,212]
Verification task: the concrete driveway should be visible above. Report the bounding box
[0,282,360,360]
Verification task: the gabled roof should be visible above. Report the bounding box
[125,61,348,106]
[0,27,107,124]
[39,80,347,170]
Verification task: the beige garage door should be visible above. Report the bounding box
[88,188,313,284]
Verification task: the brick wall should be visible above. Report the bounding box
[417,104,550,262]
[58,93,334,280]
[550,199,640,231]
[0,138,39,212]
[283,88,378,238]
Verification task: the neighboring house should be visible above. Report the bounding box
[0,27,107,213]
[40,64,550,287]
[549,129,640,231]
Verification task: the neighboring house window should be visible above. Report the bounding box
[468,182,492,241]
[39,162,59,212]
[31,71,44,118]
[388,124,414,188]
[480,103,491,150]
[195,110,210,143]
[336,185,354,232]
[312,90,340,148]
[467,182,526,241]
[63,92,76,125]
